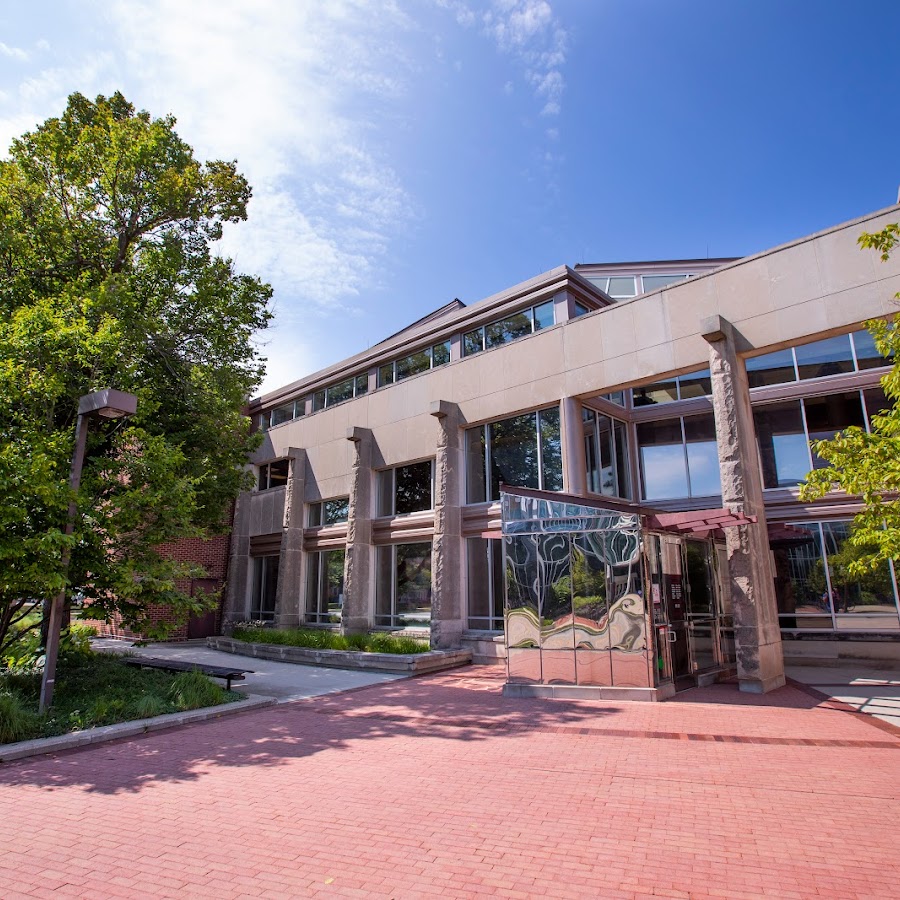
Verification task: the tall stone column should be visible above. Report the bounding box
[561,396,587,496]
[274,447,306,628]
[701,315,785,693]
[430,400,464,649]
[223,489,252,626]
[342,427,373,634]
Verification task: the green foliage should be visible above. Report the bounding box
[232,626,430,654]
[0,651,236,743]
[800,224,900,573]
[168,670,226,711]
[0,91,272,648]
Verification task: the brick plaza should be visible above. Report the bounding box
[2,667,899,898]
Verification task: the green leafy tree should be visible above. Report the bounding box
[800,223,900,574]
[0,92,272,653]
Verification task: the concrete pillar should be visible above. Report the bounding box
[430,400,464,649]
[342,426,373,634]
[274,447,306,628]
[701,315,785,693]
[223,489,252,626]
[561,396,587,496]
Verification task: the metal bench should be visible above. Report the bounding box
[122,657,252,691]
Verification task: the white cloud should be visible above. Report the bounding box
[0,42,29,62]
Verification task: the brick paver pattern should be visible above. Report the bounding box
[2,667,899,899]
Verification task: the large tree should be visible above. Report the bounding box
[800,223,900,573]
[0,92,271,654]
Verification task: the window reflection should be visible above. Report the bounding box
[638,419,688,500]
[795,335,854,381]
[746,348,796,388]
[754,401,810,488]
[852,329,894,370]
[684,415,721,496]
[804,392,865,469]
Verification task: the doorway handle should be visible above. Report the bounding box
[667,630,677,643]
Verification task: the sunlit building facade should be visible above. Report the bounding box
[224,204,900,691]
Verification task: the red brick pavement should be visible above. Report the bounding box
[1,667,899,899]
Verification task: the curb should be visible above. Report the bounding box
[0,694,276,764]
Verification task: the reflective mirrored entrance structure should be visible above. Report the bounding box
[500,487,735,701]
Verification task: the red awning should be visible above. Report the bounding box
[647,508,757,536]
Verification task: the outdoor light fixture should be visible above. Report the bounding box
[39,389,139,712]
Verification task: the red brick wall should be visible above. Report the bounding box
[86,531,232,642]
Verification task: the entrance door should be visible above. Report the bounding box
[683,540,718,672]
[654,535,693,687]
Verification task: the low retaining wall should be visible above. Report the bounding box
[208,637,472,674]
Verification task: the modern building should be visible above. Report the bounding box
[224,204,900,696]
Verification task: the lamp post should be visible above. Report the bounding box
[39,389,138,713]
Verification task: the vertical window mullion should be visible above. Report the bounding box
[819,523,837,630]
[680,417,692,498]
[798,398,814,472]
[861,389,872,433]
[849,332,860,372]
[608,415,619,497]
[484,424,492,502]
[790,347,800,382]
[536,411,544,490]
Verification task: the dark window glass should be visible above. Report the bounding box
[463,328,484,356]
[601,391,626,406]
[395,542,432,627]
[396,349,431,381]
[294,398,306,418]
[633,379,678,406]
[490,413,539,499]
[754,401,810,488]
[804,392,865,469]
[268,459,289,488]
[852,329,894,370]
[583,409,600,494]
[485,312,532,349]
[795,335,854,381]
[614,421,632,500]
[375,546,393,620]
[538,406,563,492]
[355,374,369,396]
[378,363,394,387]
[533,301,555,330]
[308,503,322,527]
[250,556,279,622]
[642,274,688,293]
[271,403,294,426]
[432,341,451,367]
[377,470,394,517]
[322,497,349,525]
[746,349,796,388]
[306,549,345,623]
[863,386,891,426]
[637,419,688,500]
[678,369,712,399]
[595,412,615,496]
[327,378,354,406]
[313,389,326,411]
[573,302,590,318]
[771,522,830,625]
[465,426,487,504]
[467,537,490,625]
[684,415,720,496]
[394,461,433,515]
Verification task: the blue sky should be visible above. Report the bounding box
[1,1,898,394]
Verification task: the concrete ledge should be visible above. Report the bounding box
[0,694,275,764]
[502,682,675,702]
[208,637,472,674]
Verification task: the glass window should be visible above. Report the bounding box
[250,556,279,622]
[614,421,632,500]
[258,459,290,491]
[489,414,540,499]
[378,363,394,387]
[683,415,721,497]
[355,374,369,396]
[804,392,865,469]
[600,391,626,407]
[607,276,636,298]
[379,461,433,516]
[309,497,349,527]
[583,408,630,498]
[573,301,590,318]
[376,542,433,628]
[306,549,345,623]
[396,349,431,381]
[313,389,326,412]
[863,386,891,425]
[772,522,831,625]
[533,301,555,330]
[538,407,563,492]
[466,426,487,504]
[746,348,796,389]
[853,328,894,370]
[641,274,689,293]
[754,401,810,488]
[271,403,294,426]
[637,419,688,500]
[294,398,306,418]
[678,369,712,400]
[466,538,505,630]
[795,335,854,381]
[432,340,451,367]
[463,328,484,356]
[326,378,354,406]
[485,312,532,349]
[633,379,678,406]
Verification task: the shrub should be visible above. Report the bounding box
[231,626,429,654]
[130,694,169,719]
[169,671,226,711]
[0,692,39,743]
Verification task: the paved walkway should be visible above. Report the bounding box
[2,666,899,899]
[92,638,406,702]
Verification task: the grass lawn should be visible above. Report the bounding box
[232,626,429,655]
[0,652,240,745]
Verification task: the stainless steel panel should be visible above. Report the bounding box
[507,648,541,683]
[575,649,613,686]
